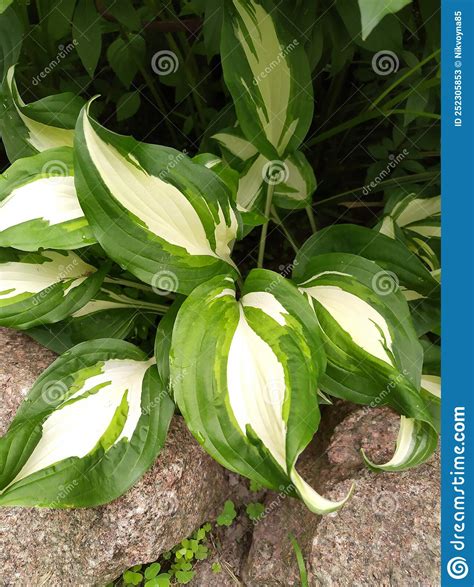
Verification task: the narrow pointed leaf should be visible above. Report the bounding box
[0,340,174,507]
[212,128,259,163]
[0,66,84,162]
[170,271,352,514]
[377,193,441,275]
[0,147,95,251]
[0,250,106,329]
[72,0,102,78]
[220,0,313,159]
[74,103,240,294]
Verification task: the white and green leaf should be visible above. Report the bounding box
[212,128,316,213]
[295,253,435,425]
[74,102,240,294]
[220,0,313,159]
[294,223,439,298]
[26,284,169,353]
[170,270,353,514]
[0,147,95,250]
[0,340,174,507]
[378,193,441,274]
[0,249,106,329]
[379,193,441,239]
[390,193,440,234]
[0,66,84,162]
[362,376,440,471]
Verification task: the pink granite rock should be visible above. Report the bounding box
[241,405,440,587]
[0,328,232,586]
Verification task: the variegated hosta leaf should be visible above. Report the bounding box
[294,223,439,298]
[0,249,106,329]
[378,193,441,276]
[407,237,441,273]
[379,193,441,240]
[192,152,240,204]
[362,376,440,471]
[154,296,184,390]
[358,0,411,40]
[212,128,316,213]
[220,0,313,159]
[0,147,95,251]
[212,128,259,164]
[170,270,353,514]
[74,103,240,295]
[236,152,316,213]
[0,66,85,162]
[295,253,436,425]
[0,340,174,507]
[26,284,169,353]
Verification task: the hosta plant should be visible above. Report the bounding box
[0,0,439,514]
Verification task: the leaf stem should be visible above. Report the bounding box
[305,205,317,233]
[271,206,299,253]
[306,108,439,146]
[257,182,275,268]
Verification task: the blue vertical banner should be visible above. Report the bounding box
[442,0,474,585]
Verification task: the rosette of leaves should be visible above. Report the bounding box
[0,0,439,512]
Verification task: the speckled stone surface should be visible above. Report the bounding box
[239,401,357,587]
[242,406,440,587]
[325,405,400,479]
[310,455,440,587]
[0,330,440,586]
[0,328,231,586]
